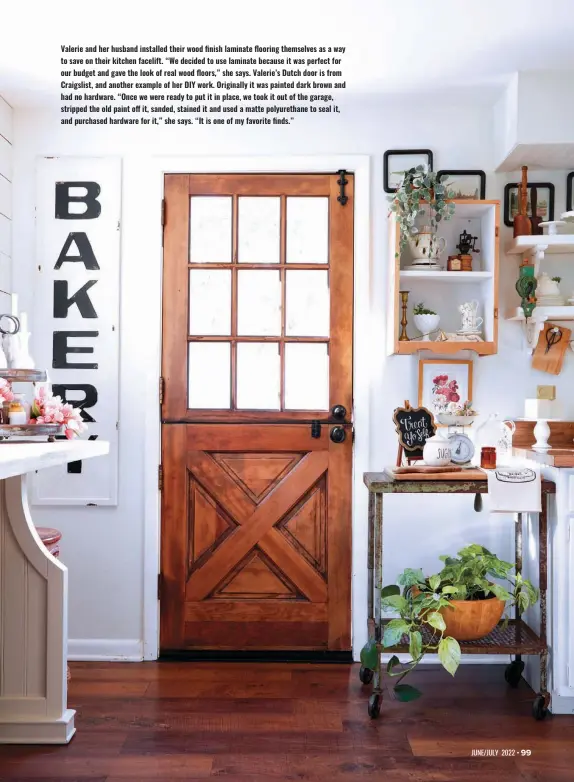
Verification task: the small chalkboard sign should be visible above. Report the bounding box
[393,400,437,464]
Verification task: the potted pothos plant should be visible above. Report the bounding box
[360,544,539,702]
[388,166,456,253]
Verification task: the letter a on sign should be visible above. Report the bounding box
[32,157,121,506]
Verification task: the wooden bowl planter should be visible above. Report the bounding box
[440,595,505,641]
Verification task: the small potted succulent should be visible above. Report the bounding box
[360,544,539,702]
[412,302,440,341]
[388,166,456,254]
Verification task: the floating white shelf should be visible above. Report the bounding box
[507,235,574,255]
[506,306,574,322]
[399,271,493,283]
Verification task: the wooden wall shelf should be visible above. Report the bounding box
[388,200,500,356]
[395,340,496,356]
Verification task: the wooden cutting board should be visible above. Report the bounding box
[531,322,571,375]
[392,468,486,481]
[395,466,463,474]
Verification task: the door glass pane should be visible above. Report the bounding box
[286,197,329,264]
[189,270,231,335]
[188,342,230,408]
[237,342,280,409]
[285,343,329,410]
[285,270,329,337]
[237,270,281,336]
[238,197,280,263]
[189,196,232,263]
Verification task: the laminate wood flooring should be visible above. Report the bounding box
[1,662,573,781]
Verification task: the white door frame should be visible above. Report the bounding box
[139,155,372,660]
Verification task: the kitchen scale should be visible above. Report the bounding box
[448,430,475,465]
[437,413,476,466]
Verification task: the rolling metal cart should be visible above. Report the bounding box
[361,470,556,720]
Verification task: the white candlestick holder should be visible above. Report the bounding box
[532,419,551,450]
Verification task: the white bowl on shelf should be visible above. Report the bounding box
[437,413,478,427]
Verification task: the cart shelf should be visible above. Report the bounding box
[379,618,546,656]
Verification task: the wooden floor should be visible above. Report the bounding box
[0,661,573,780]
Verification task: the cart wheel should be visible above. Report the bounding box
[368,692,382,719]
[532,694,549,721]
[504,659,525,688]
[359,666,374,685]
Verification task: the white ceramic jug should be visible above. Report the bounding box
[474,413,516,466]
[458,301,483,332]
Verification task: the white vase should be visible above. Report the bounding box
[413,313,440,341]
[423,431,452,466]
[13,331,35,369]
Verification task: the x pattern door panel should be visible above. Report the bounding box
[161,173,353,652]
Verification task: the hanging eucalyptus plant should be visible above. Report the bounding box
[388,166,456,252]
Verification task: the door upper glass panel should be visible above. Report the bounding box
[187,194,331,411]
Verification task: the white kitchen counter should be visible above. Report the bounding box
[0,440,109,744]
[0,440,109,480]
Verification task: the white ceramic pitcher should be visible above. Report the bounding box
[459,300,483,332]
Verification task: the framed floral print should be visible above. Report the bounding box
[418,359,473,420]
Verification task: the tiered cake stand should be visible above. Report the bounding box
[0,370,62,441]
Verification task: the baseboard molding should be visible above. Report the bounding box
[67,641,509,665]
[549,694,574,714]
[68,638,143,662]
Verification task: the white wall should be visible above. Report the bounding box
[0,95,12,293]
[516,71,574,146]
[11,93,574,659]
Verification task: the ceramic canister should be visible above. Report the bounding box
[423,431,452,466]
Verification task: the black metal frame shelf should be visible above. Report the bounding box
[361,470,555,720]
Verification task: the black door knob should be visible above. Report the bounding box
[331,405,347,420]
[330,426,346,443]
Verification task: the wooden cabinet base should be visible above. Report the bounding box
[0,476,74,744]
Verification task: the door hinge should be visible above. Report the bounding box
[494,307,499,319]
[157,573,163,601]
[495,225,499,237]
[159,376,164,406]
[336,169,349,206]
[158,464,164,492]
[161,198,166,246]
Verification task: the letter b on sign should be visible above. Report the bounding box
[55,182,102,219]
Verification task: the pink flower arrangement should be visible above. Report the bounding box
[0,378,14,405]
[431,375,461,411]
[30,386,87,440]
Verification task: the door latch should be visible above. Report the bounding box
[311,420,321,439]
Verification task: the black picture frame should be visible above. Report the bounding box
[437,170,486,200]
[383,149,433,194]
[503,182,555,228]
[567,172,573,212]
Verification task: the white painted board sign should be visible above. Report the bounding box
[31,157,121,506]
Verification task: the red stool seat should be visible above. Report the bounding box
[36,527,62,558]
